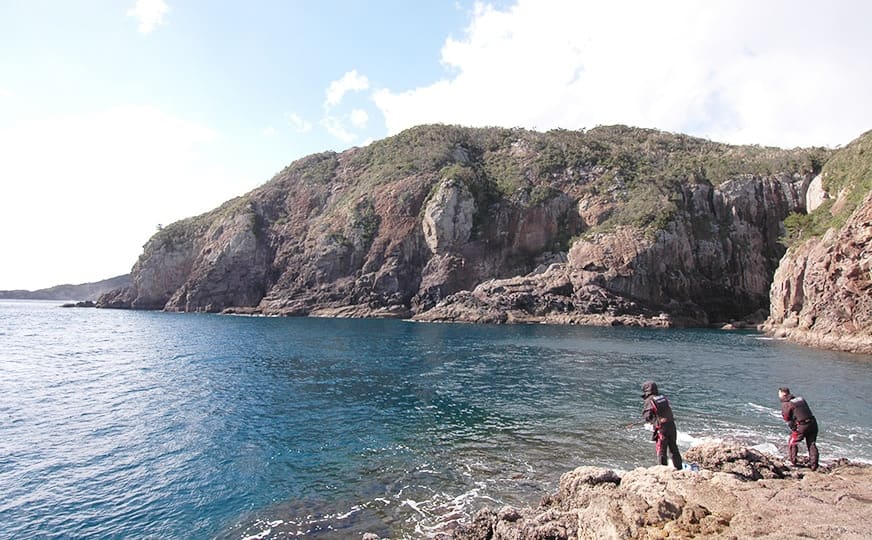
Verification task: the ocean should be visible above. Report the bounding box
[1,299,870,539]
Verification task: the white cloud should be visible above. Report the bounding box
[373,0,872,148]
[263,126,277,136]
[127,0,169,34]
[324,70,370,109]
[318,71,372,143]
[321,115,357,143]
[0,106,248,290]
[350,109,369,129]
[288,112,313,133]
[0,86,12,99]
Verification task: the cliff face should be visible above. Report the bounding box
[764,131,872,353]
[99,125,828,326]
[420,173,809,326]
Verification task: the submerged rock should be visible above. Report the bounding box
[453,442,872,539]
[60,300,96,308]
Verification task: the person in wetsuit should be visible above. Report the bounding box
[641,381,683,469]
[779,387,820,471]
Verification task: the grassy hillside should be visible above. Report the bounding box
[149,123,831,266]
[263,124,828,235]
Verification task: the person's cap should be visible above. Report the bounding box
[641,380,658,397]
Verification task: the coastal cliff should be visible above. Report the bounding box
[763,130,872,354]
[99,125,830,328]
[449,442,871,540]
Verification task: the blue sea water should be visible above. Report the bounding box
[1,299,870,539]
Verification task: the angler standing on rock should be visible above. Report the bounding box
[778,387,820,471]
[641,381,683,469]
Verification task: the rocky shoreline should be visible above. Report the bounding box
[435,442,870,539]
[95,125,872,356]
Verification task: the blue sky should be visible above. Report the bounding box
[2,0,871,290]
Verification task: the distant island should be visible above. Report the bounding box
[0,274,131,301]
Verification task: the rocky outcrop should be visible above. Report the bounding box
[423,179,476,254]
[416,171,812,326]
[764,130,872,354]
[764,191,872,354]
[806,174,828,212]
[415,261,678,327]
[98,125,831,327]
[99,202,273,311]
[60,300,96,308]
[451,442,872,540]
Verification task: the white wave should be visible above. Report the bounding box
[626,422,654,434]
[679,431,720,447]
[240,518,289,540]
[749,442,780,456]
[395,479,505,538]
[746,402,782,418]
[683,426,788,455]
[402,499,429,517]
[241,529,272,540]
[334,505,362,520]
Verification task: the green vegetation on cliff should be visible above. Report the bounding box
[782,129,872,245]
[157,124,831,251]
[319,124,825,237]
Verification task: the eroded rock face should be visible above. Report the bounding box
[422,179,475,255]
[415,171,813,326]
[764,189,872,354]
[453,442,872,540]
[430,172,810,326]
[806,174,828,212]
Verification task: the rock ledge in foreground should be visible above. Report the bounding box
[452,442,872,540]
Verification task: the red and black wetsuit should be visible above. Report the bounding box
[641,381,683,469]
[780,393,819,470]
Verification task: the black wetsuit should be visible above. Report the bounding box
[641,381,683,469]
[780,393,819,470]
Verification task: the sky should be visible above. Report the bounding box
[1,0,871,290]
